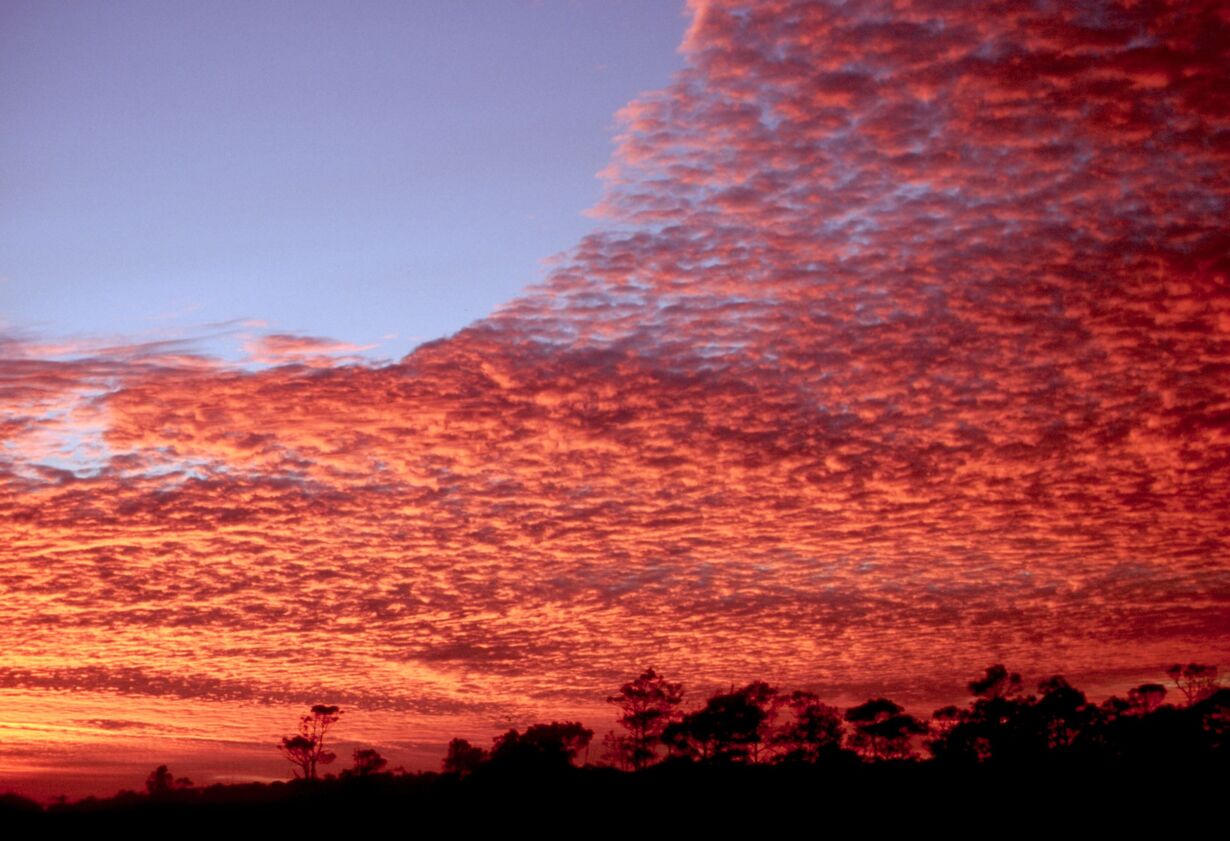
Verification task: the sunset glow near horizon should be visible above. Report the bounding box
[2,0,1228,801]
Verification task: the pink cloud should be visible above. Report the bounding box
[243,333,378,368]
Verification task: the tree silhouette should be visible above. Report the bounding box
[348,748,388,777]
[1034,675,1092,753]
[662,681,777,763]
[442,737,488,777]
[969,664,1023,700]
[1166,663,1220,705]
[606,667,685,770]
[145,764,192,796]
[845,698,926,760]
[1192,688,1230,752]
[487,722,593,772]
[277,704,343,781]
[928,702,993,764]
[1127,683,1167,714]
[600,729,633,770]
[769,690,844,764]
[930,664,1034,764]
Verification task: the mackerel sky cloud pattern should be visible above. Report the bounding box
[2,0,1228,792]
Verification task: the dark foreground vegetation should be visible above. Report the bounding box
[4,663,1225,829]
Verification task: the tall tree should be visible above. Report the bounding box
[145,765,192,796]
[1166,664,1220,705]
[442,738,488,777]
[930,665,1031,764]
[347,748,388,777]
[663,681,777,763]
[277,704,343,781]
[1127,683,1168,714]
[769,690,844,764]
[1034,675,1092,753]
[607,668,685,770]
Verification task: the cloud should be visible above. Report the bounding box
[1,0,1227,774]
[243,333,378,368]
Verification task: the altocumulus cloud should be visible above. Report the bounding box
[2,0,1227,719]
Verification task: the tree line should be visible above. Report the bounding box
[7,661,1222,822]
[254,661,1225,785]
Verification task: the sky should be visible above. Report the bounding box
[1,0,688,359]
[2,0,1228,801]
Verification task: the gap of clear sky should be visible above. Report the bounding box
[1,0,688,358]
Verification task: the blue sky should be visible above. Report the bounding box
[0,0,688,361]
